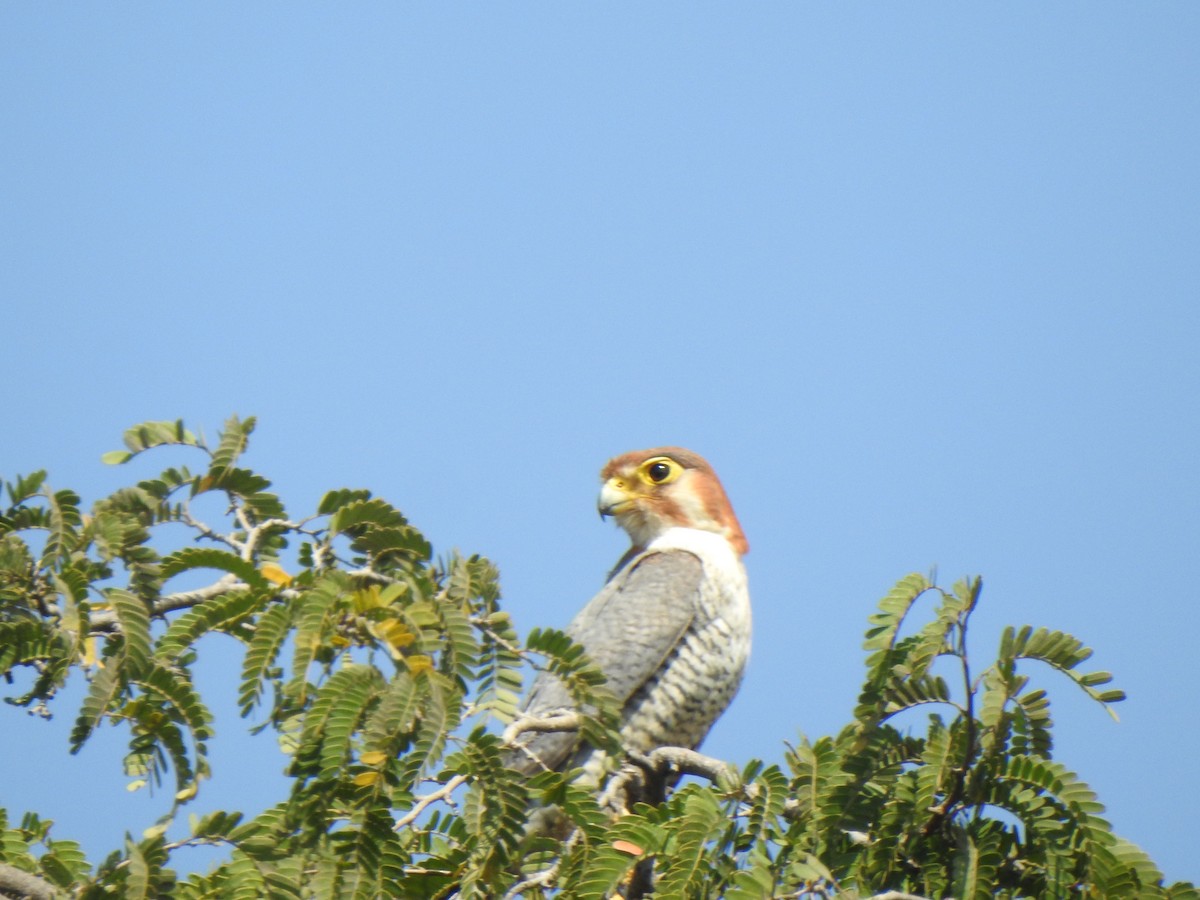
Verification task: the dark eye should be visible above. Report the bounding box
[647,462,672,483]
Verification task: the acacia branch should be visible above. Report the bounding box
[923,612,976,837]
[87,575,251,631]
[469,615,529,661]
[500,711,584,773]
[600,745,736,815]
[634,746,735,783]
[237,515,314,562]
[502,863,559,899]
[180,507,245,554]
[393,773,470,831]
[0,862,60,900]
[501,711,582,745]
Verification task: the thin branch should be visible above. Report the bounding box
[600,746,736,815]
[923,609,976,836]
[87,575,248,631]
[233,505,256,552]
[501,711,582,745]
[469,615,529,661]
[393,773,470,831]
[504,822,585,898]
[502,863,559,899]
[180,507,245,554]
[635,746,735,783]
[500,711,583,774]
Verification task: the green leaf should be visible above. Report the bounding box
[41,487,82,567]
[217,850,268,900]
[0,620,71,680]
[362,670,423,756]
[329,809,401,900]
[724,846,777,900]
[138,665,213,740]
[208,415,256,479]
[238,600,297,716]
[473,609,524,724]
[156,588,261,661]
[69,662,124,752]
[286,573,348,704]
[863,572,933,651]
[189,810,245,841]
[744,764,788,845]
[317,488,372,516]
[1003,625,1126,717]
[108,588,153,677]
[396,673,461,788]
[1011,688,1054,757]
[6,470,47,503]
[328,498,408,535]
[160,547,269,591]
[295,665,384,782]
[569,813,659,898]
[952,823,1004,900]
[121,419,201,455]
[523,627,621,755]
[40,837,91,887]
[883,673,954,717]
[655,788,725,895]
[125,839,153,899]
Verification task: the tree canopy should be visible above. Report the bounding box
[0,417,1193,899]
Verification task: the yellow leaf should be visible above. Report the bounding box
[404,654,434,676]
[361,750,388,767]
[175,783,198,801]
[81,637,98,667]
[374,618,415,654]
[261,563,292,586]
[352,585,384,613]
[331,634,351,648]
[353,771,381,787]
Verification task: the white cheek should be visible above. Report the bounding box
[674,479,714,529]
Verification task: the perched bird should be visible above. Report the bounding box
[509,447,751,781]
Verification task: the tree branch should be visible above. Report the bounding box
[0,862,60,900]
[501,711,582,745]
[502,863,559,899]
[599,745,735,816]
[87,575,250,631]
[180,507,245,554]
[393,773,470,831]
[633,746,735,783]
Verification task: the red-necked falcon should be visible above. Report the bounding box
[509,447,751,779]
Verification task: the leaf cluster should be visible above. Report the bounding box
[0,419,1193,899]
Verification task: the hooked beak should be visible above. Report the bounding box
[597,478,634,519]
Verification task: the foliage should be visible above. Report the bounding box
[0,418,1193,899]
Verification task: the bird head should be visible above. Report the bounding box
[597,447,748,556]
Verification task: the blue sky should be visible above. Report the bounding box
[2,2,1198,885]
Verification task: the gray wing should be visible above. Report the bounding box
[509,550,703,774]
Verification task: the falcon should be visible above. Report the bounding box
[509,447,751,780]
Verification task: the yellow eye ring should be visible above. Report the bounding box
[639,457,681,486]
